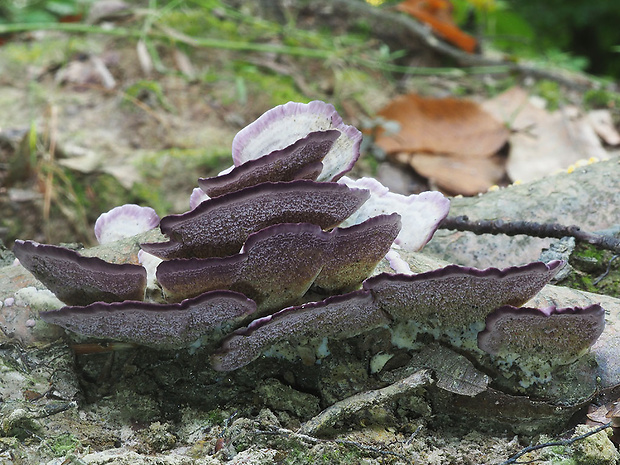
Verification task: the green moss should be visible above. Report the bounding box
[283,444,363,465]
[122,80,175,113]
[563,243,620,298]
[571,425,620,464]
[534,80,564,111]
[583,88,620,110]
[159,2,267,42]
[2,39,67,67]
[137,147,231,176]
[1,408,41,440]
[231,63,310,107]
[46,433,81,457]
[206,409,226,425]
[129,182,172,216]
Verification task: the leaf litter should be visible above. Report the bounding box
[373,87,619,195]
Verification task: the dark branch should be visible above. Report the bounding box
[499,422,612,465]
[440,216,620,254]
[308,0,596,90]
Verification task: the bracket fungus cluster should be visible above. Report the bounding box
[13,101,605,397]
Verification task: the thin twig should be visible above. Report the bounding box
[499,422,612,465]
[594,255,620,284]
[440,216,620,254]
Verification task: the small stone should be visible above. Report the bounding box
[141,421,177,452]
[571,424,620,465]
[1,408,41,438]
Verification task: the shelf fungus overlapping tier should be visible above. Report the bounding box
[13,100,609,434]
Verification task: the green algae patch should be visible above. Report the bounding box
[45,432,81,457]
[565,243,620,299]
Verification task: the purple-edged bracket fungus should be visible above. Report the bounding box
[363,260,564,349]
[198,130,340,198]
[94,204,160,244]
[141,180,370,260]
[40,290,256,349]
[231,100,362,182]
[478,304,605,386]
[339,176,450,253]
[212,291,390,372]
[212,260,566,372]
[156,214,401,311]
[13,240,147,306]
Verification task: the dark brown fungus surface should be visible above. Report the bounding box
[156,223,326,309]
[364,260,563,329]
[478,304,605,364]
[313,213,401,293]
[40,290,256,349]
[198,130,339,198]
[13,240,147,306]
[211,290,390,371]
[156,214,401,311]
[141,180,370,259]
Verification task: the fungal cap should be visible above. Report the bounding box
[156,214,401,310]
[364,260,564,328]
[40,290,256,349]
[199,130,339,197]
[212,290,389,371]
[232,101,362,181]
[477,304,605,364]
[13,240,147,306]
[94,204,160,244]
[338,176,450,251]
[141,180,370,259]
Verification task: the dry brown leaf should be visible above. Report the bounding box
[483,87,608,182]
[375,94,510,158]
[399,152,505,195]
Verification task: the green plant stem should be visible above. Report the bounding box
[0,21,513,76]
[0,22,335,58]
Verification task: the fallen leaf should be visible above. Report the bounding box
[411,343,489,396]
[375,93,509,194]
[483,87,608,182]
[23,390,43,401]
[587,109,620,146]
[396,0,477,53]
[398,152,505,195]
[375,94,509,158]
